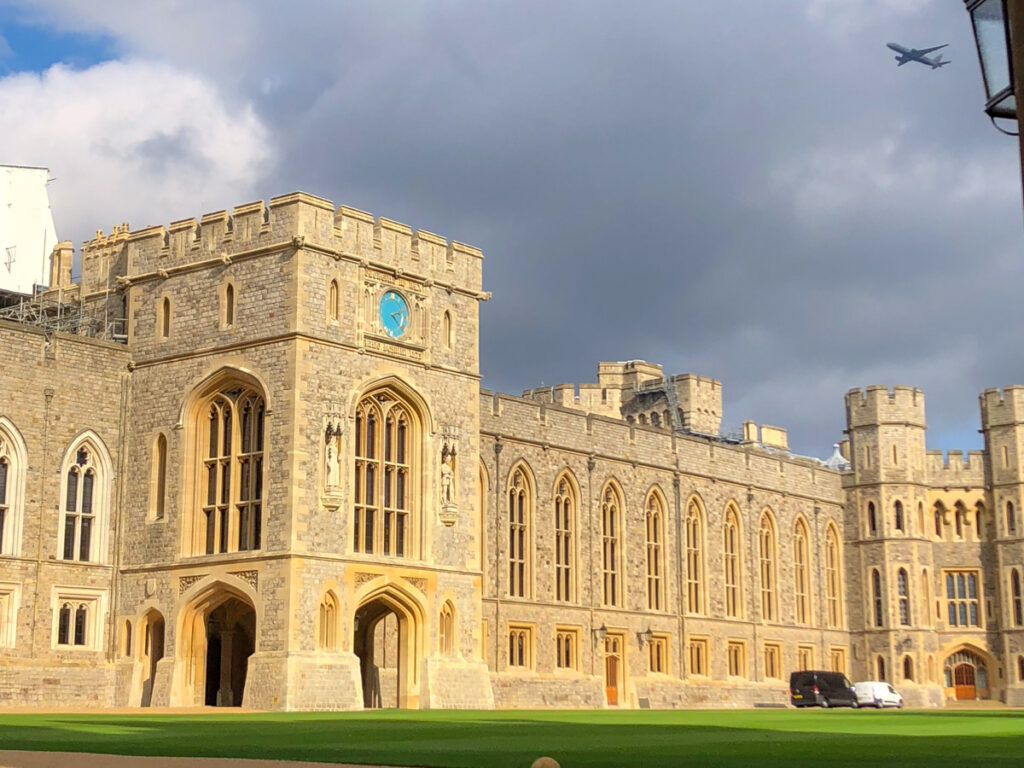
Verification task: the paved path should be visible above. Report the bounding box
[0,753,412,768]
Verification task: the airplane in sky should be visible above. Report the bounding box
[887,42,950,69]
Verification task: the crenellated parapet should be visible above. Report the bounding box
[925,449,987,488]
[77,192,484,296]
[521,361,723,434]
[845,385,926,429]
[980,386,1024,428]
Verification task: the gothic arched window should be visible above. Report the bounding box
[646,491,665,611]
[793,518,810,624]
[894,500,904,532]
[898,568,911,626]
[0,419,27,557]
[554,474,576,602]
[601,483,623,607]
[724,504,743,618]
[60,437,111,563]
[318,591,339,650]
[867,502,877,536]
[686,499,705,614]
[507,466,531,598]
[199,387,265,554]
[439,601,455,656]
[759,512,778,622]
[1012,569,1023,627]
[872,568,884,627]
[825,523,843,628]
[354,390,416,558]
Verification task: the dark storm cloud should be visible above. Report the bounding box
[15,0,1022,456]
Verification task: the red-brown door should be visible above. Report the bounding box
[954,664,976,700]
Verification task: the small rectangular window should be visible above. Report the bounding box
[555,626,580,671]
[687,636,709,677]
[507,624,534,670]
[648,634,669,674]
[763,642,782,679]
[727,640,746,678]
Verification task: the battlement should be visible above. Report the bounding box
[925,449,987,487]
[845,385,926,429]
[979,386,1024,428]
[76,191,484,295]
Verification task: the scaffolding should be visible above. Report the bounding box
[0,288,127,343]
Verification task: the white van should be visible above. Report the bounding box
[854,681,904,709]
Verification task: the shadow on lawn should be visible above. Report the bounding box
[1,711,1023,768]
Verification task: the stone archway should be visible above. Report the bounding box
[943,646,991,701]
[353,586,423,709]
[177,582,258,707]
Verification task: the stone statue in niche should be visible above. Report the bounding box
[324,420,342,490]
[439,434,458,526]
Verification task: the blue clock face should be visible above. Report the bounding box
[379,290,409,339]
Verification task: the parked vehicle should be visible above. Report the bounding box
[790,670,858,708]
[854,681,904,709]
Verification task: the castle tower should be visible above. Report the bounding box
[980,387,1024,706]
[845,386,941,705]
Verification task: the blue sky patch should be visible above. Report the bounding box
[0,13,115,75]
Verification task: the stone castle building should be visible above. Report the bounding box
[0,191,1020,709]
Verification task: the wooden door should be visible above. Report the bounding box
[604,637,620,705]
[954,663,976,700]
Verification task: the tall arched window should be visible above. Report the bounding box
[758,512,777,622]
[877,655,886,681]
[354,389,416,558]
[224,283,235,327]
[646,491,665,611]
[507,466,531,598]
[685,499,705,614]
[1012,569,1023,627]
[318,591,338,650]
[898,568,911,626]
[903,655,914,681]
[825,523,843,628]
[955,503,966,539]
[0,451,8,555]
[894,500,904,532]
[439,601,455,656]
[442,310,454,349]
[601,483,622,607]
[793,518,810,624]
[554,474,576,602]
[60,437,111,563]
[934,507,944,539]
[328,279,339,321]
[872,568,884,627]
[917,502,925,535]
[867,502,877,536]
[724,504,743,618]
[921,568,931,628]
[1008,501,1017,535]
[0,418,27,557]
[160,297,170,338]
[151,433,167,520]
[199,387,265,554]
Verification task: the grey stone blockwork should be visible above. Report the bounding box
[0,192,1015,710]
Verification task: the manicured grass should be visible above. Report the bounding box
[1,709,1023,768]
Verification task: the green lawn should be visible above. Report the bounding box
[1,709,1023,768]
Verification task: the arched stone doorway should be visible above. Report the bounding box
[139,609,165,707]
[353,586,423,709]
[943,647,990,700]
[178,582,257,707]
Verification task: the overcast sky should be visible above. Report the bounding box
[1,0,1020,458]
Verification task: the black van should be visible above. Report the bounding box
[789,670,858,708]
